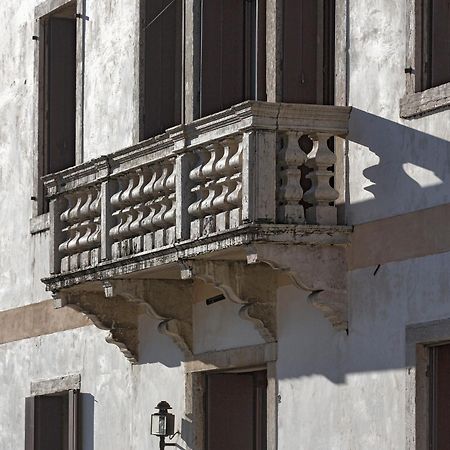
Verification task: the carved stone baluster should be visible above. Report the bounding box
[188,148,209,238]
[201,142,223,219]
[118,174,139,240]
[142,165,160,232]
[304,133,339,225]
[152,163,171,229]
[129,167,150,237]
[110,176,126,241]
[277,131,306,224]
[162,162,176,228]
[227,137,244,228]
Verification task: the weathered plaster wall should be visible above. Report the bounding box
[83,0,139,159]
[0,0,38,310]
[347,0,450,224]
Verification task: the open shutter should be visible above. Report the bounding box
[68,390,79,450]
[430,0,450,88]
[46,17,76,174]
[25,397,35,450]
[143,0,182,139]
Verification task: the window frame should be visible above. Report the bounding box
[400,0,450,118]
[31,0,84,231]
[185,343,277,450]
[405,319,450,450]
[26,374,81,450]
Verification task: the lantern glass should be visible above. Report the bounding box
[151,412,175,436]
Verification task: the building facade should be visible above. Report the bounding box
[1,0,450,449]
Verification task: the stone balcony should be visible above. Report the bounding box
[42,101,352,362]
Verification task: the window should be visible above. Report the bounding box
[205,370,267,450]
[25,390,80,450]
[401,0,450,117]
[38,2,77,214]
[428,343,450,450]
[200,0,266,117]
[282,0,335,105]
[419,0,450,91]
[141,0,183,139]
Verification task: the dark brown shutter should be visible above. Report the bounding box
[430,0,450,88]
[282,1,335,104]
[206,371,267,450]
[35,395,66,450]
[25,397,35,450]
[282,0,318,104]
[46,17,76,174]
[431,344,450,450]
[143,0,182,139]
[201,0,245,117]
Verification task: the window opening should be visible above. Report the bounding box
[200,0,266,118]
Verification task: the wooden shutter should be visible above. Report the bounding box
[68,390,79,450]
[206,371,267,450]
[46,17,76,174]
[143,0,182,139]
[282,0,335,105]
[430,344,450,450]
[25,397,35,450]
[430,0,450,88]
[35,395,67,450]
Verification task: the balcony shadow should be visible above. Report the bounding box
[347,108,450,223]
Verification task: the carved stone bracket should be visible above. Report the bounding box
[53,278,193,363]
[246,243,348,331]
[180,260,277,342]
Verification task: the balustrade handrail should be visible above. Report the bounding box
[42,101,351,277]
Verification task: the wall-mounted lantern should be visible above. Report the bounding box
[151,401,176,449]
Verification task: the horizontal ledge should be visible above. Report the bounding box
[400,83,450,118]
[42,223,352,291]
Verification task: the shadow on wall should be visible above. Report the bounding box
[347,108,450,223]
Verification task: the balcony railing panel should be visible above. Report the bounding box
[43,101,351,276]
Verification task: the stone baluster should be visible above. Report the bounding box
[201,142,223,217]
[142,165,161,233]
[110,176,127,241]
[162,163,176,228]
[152,163,171,229]
[117,174,139,240]
[188,148,209,238]
[227,137,244,230]
[304,133,338,225]
[277,131,306,224]
[58,186,101,272]
[213,138,237,212]
[129,167,150,236]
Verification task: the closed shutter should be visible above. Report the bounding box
[201,0,246,117]
[206,371,267,450]
[46,17,76,174]
[430,0,450,88]
[68,390,79,450]
[431,343,450,450]
[143,0,182,139]
[35,395,67,450]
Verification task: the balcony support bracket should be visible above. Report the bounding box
[180,260,277,342]
[53,279,193,363]
[246,243,348,331]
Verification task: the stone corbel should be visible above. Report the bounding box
[180,260,277,342]
[103,279,193,357]
[246,243,348,331]
[53,278,193,363]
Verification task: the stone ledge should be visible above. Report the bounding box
[400,82,450,118]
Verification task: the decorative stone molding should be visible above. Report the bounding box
[180,260,277,342]
[53,279,193,363]
[246,243,348,330]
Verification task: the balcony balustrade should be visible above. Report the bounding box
[42,101,352,361]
